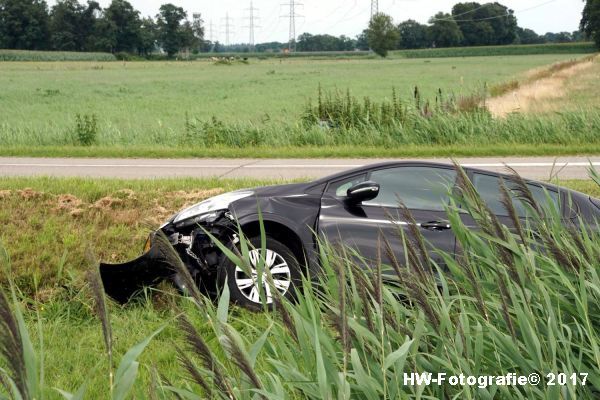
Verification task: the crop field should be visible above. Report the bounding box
[1,176,600,398]
[1,53,598,158]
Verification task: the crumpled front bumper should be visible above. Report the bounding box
[99,234,178,303]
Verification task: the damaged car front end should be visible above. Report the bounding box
[100,191,254,303]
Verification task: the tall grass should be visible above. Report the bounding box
[157,167,600,398]
[2,168,600,398]
[3,105,600,148]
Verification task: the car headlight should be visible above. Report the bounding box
[173,191,254,225]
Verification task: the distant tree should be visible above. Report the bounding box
[80,1,104,51]
[296,33,356,51]
[397,19,429,49]
[138,17,157,55]
[191,13,205,52]
[0,0,49,49]
[156,3,188,57]
[428,12,463,47]
[516,27,543,44]
[89,16,116,52]
[451,2,517,46]
[367,13,399,57]
[355,29,370,50]
[179,20,197,53]
[571,30,586,42]
[104,0,141,53]
[49,0,84,50]
[543,31,574,43]
[581,0,600,48]
[254,41,286,52]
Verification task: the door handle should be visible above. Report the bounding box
[420,221,451,231]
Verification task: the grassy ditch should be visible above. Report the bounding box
[0,176,599,291]
[1,173,600,398]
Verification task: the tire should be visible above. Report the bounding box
[220,236,302,311]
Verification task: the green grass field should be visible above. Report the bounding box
[0,53,595,156]
[1,176,600,398]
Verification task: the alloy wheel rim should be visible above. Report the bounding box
[234,248,291,304]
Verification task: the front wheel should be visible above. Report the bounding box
[221,236,302,311]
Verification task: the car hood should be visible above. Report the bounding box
[168,182,314,226]
[247,182,312,198]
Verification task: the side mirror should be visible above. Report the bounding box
[346,181,380,204]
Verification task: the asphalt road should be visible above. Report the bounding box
[0,156,598,180]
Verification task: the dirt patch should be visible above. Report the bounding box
[487,57,597,117]
[115,189,136,200]
[165,188,225,208]
[55,194,85,217]
[56,194,83,210]
[17,188,44,200]
[110,209,142,225]
[91,196,124,211]
[147,201,173,225]
[166,188,224,201]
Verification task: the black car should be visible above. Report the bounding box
[100,161,600,309]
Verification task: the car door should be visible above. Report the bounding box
[318,165,458,270]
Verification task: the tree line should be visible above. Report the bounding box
[0,0,203,57]
[0,0,598,57]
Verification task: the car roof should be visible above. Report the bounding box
[309,161,562,191]
[310,161,442,184]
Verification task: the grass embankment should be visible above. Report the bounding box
[4,143,600,159]
[1,54,597,158]
[1,175,599,397]
[0,176,597,291]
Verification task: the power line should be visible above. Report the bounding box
[430,0,559,22]
[221,12,235,46]
[321,3,369,34]
[281,0,303,52]
[244,1,260,47]
[371,0,379,20]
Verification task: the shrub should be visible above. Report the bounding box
[74,114,98,146]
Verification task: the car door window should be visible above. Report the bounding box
[472,173,560,217]
[364,167,457,211]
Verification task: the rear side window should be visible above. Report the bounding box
[364,167,457,211]
[472,173,560,217]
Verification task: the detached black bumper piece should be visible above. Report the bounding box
[99,236,178,303]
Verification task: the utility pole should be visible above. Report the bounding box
[371,0,379,20]
[244,1,260,49]
[221,12,234,46]
[281,0,303,52]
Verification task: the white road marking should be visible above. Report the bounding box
[1,162,599,169]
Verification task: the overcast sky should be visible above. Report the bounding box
[47,0,586,44]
